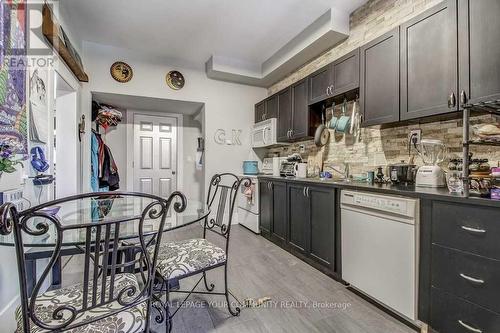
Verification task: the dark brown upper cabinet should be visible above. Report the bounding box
[276,79,310,142]
[331,48,360,97]
[254,101,265,123]
[308,49,360,105]
[400,0,458,120]
[265,94,278,120]
[308,64,333,105]
[360,28,400,126]
[458,0,500,106]
[254,95,278,123]
[277,88,292,142]
[291,78,309,140]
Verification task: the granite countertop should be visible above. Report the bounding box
[257,175,500,208]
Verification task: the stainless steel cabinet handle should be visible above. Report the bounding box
[303,187,307,197]
[290,129,293,139]
[326,86,330,96]
[458,320,482,333]
[306,187,310,197]
[459,273,485,284]
[460,90,468,105]
[461,226,486,234]
[448,92,456,108]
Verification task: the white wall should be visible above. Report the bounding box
[100,109,204,202]
[56,91,80,197]
[80,42,267,196]
[0,5,83,329]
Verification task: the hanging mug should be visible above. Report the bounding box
[336,99,351,133]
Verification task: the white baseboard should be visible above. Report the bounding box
[0,295,19,332]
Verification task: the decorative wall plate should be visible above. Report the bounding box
[110,61,133,83]
[166,70,185,90]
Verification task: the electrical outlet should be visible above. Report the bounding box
[299,144,306,154]
[409,129,422,146]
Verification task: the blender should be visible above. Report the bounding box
[415,139,447,187]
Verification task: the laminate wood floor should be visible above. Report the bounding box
[64,224,416,333]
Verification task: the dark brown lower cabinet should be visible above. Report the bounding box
[288,183,309,254]
[430,288,500,333]
[308,186,335,271]
[271,181,287,243]
[259,180,272,234]
[259,179,336,275]
[258,179,287,244]
[420,200,500,332]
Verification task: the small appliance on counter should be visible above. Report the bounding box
[262,157,285,176]
[388,158,417,185]
[415,139,447,188]
[295,162,308,178]
[242,160,259,175]
[280,153,303,177]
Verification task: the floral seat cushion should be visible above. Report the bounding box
[153,238,226,280]
[15,273,146,333]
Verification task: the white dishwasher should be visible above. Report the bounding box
[341,190,419,322]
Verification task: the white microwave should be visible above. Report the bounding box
[252,118,278,148]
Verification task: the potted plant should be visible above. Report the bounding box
[0,138,24,191]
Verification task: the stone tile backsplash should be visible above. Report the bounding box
[268,112,500,175]
[266,0,500,174]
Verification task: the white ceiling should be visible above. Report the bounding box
[61,0,367,68]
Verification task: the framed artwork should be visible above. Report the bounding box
[0,0,28,155]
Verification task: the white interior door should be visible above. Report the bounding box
[133,114,178,199]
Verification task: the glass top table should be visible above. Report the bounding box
[0,196,210,247]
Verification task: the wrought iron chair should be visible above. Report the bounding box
[0,191,186,333]
[153,173,251,331]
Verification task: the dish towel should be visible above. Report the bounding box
[244,184,254,203]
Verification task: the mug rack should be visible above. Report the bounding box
[461,100,500,197]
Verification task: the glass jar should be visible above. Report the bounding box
[447,172,463,193]
[469,159,481,172]
[448,159,458,171]
[478,159,490,172]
